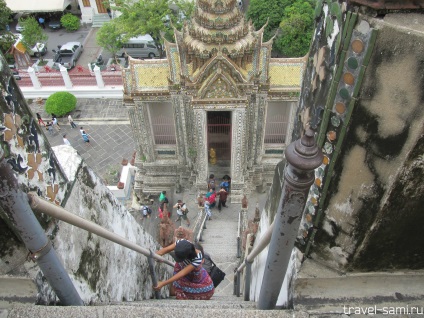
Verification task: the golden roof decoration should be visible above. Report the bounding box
[180,0,261,61]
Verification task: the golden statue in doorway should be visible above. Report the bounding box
[209,147,217,165]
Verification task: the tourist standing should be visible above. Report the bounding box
[36,113,46,127]
[63,134,71,146]
[217,187,229,211]
[46,121,53,135]
[52,116,60,132]
[68,114,77,128]
[38,17,45,29]
[81,130,90,145]
[173,200,190,226]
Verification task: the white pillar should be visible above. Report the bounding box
[194,109,208,187]
[59,65,73,89]
[27,67,42,89]
[93,65,105,88]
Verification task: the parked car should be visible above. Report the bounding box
[15,13,32,32]
[15,22,24,32]
[52,41,83,69]
[14,34,47,57]
[0,33,47,57]
[47,13,63,30]
[116,35,159,59]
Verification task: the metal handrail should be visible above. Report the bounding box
[28,193,174,267]
[236,221,274,273]
[236,208,242,258]
[234,221,274,299]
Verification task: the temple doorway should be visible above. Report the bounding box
[207,111,231,169]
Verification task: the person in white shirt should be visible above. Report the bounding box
[68,114,77,128]
[173,200,190,226]
[63,134,71,146]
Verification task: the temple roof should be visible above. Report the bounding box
[181,0,261,58]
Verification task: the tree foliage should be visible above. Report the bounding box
[112,0,171,57]
[0,32,15,54]
[96,20,123,59]
[45,92,77,116]
[275,0,315,57]
[246,0,292,42]
[60,13,80,31]
[0,0,12,32]
[20,17,48,61]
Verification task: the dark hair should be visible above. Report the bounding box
[209,174,214,179]
[174,240,196,262]
[177,199,182,204]
[162,191,166,194]
[63,134,66,138]
[194,242,204,254]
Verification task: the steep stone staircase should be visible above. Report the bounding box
[5,298,306,317]
[92,14,111,28]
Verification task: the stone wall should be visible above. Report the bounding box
[0,52,173,304]
[294,2,424,271]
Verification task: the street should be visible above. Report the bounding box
[9,18,113,68]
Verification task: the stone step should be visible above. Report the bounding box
[294,272,424,315]
[5,303,308,318]
[92,14,111,28]
[0,277,37,309]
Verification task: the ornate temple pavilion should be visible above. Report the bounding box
[123,0,305,202]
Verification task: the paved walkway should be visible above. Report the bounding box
[29,98,135,182]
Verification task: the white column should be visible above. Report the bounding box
[194,109,208,187]
[59,65,73,89]
[230,109,246,203]
[94,65,105,88]
[27,67,42,89]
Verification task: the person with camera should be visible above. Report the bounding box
[173,200,190,226]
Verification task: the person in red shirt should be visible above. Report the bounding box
[218,187,229,211]
[206,188,216,208]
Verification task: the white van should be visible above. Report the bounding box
[116,35,160,59]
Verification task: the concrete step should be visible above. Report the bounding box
[0,277,37,309]
[294,272,424,315]
[5,302,308,318]
[92,14,111,28]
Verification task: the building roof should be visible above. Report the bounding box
[5,0,72,12]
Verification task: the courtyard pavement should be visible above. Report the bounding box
[29,98,136,183]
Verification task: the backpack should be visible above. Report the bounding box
[147,206,152,215]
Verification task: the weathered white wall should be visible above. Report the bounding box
[52,145,173,303]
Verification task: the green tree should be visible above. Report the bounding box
[0,0,12,32]
[20,17,48,61]
[246,0,291,42]
[45,92,77,116]
[274,0,314,57]
[171,0,195,29]
[112,0,172,57]
[96,20,123,62]
[0,32,16,65]
[60,13,80,31]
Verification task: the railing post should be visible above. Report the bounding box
[148,249,161,299]
[94,65,105,88]
[27,66,42,89]
[257,128,323,309]
[59,65,73,89]
[244,260,252,301]
[236,270,241,297]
